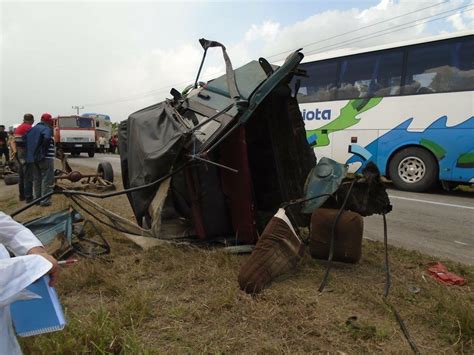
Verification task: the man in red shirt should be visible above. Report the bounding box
[13,114,34,202]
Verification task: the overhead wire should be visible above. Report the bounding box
[266,0,451,60]
[83,2,468,107]
[304,4,473,57]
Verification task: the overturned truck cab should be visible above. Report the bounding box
[119,39,316,244]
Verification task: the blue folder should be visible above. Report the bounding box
[10,275,66,337]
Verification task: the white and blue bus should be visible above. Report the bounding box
[294,30,473,192]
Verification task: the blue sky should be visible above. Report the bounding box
[1,0,472,126]
[192,1,381,41]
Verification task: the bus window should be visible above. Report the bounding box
[337,54,377,100]
[297,60,338,103]
[373,51,403,97]
[454,37,474,91]
[402,40,468,94]
[337,51,403,100]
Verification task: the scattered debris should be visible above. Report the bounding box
[223,245,254,254]
[427,262,466,286]
[309,208,363,263]
[238,208,304,294]
[23,207,110,259]
[55,150,115,191]
[0,162,19,185]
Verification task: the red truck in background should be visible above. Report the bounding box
[53,115,96,157]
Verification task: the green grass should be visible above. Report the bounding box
[15,237,474,353]
[2,177,471,353]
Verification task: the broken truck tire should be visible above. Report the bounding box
[97,162,114,183]
[4,174,19,185]
[238,208,304,294]
[309,208,363,263]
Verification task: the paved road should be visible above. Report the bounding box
[70,154,474,264]
[365,190,473,265]
[68,153,122,174]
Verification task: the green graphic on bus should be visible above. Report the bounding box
[306,97,382,147]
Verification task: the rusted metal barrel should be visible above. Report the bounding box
[309,208,363,263]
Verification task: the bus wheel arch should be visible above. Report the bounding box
[387,145,439,192]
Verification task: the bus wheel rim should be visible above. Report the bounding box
[398,156,426,183]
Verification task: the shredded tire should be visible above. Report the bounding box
[4,174,19,185]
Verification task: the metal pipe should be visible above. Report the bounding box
[194,48,208,89]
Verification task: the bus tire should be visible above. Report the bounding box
[88,150,95,158]
[388,147,438,192]
[97,162,114,183]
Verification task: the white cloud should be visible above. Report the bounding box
[244,20,280,42]
[448,10,474,31]
[252,0,468,61]
[1,0,471,127]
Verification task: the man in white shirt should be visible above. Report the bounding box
[0,211,59,355]
[98,136,106,154]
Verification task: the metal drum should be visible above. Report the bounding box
[309,208,364,263]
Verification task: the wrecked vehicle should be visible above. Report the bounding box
[119,39,316,243]
[118,37,393,294]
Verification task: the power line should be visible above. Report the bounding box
[304,6,473,57]
[85,2,469,107]
[266,0,451,60]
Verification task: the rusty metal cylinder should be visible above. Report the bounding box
[309,208,364,263]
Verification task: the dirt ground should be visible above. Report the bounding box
[1,171,473,354]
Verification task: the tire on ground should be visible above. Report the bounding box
[88,150,95,158]
[388,146,438,192]
[97,162,114,183]
[4,174,19,185]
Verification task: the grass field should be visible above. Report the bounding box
[1,177,472,354]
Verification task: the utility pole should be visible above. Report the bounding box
[72,105,84,115]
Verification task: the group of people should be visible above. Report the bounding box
[9,113,56,206]
[98,135,118,154]
[1,115,61,353]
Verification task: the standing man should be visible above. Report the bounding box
[98,135,106,154]
[7,128,15,162]
[25,113,55,207]
[111,135,118,154]
[13,114,34,202]
[0,125,9,165]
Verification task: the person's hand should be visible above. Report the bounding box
[27,247,59,286]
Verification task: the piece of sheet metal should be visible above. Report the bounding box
[302,157,348,214]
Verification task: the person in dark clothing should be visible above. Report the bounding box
[25,113,55,207]
[109,135,118,154]
[0,125,9,164]
[13,114,34,202]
